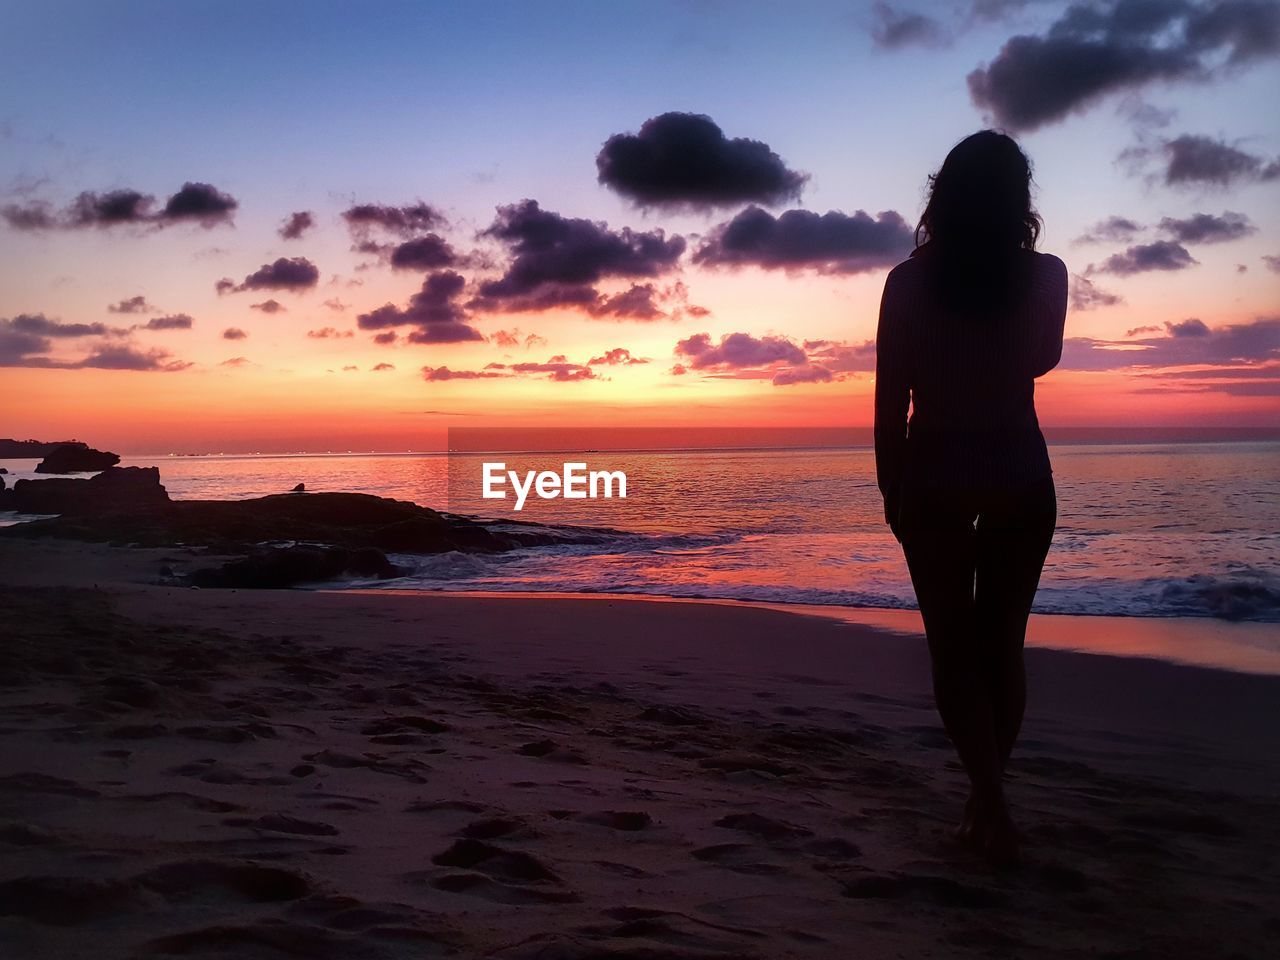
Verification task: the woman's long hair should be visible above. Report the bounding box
[913,130,1042,319]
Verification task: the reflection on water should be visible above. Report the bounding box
[2,442,1278,628]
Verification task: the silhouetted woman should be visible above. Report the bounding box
[874,130,1066,863]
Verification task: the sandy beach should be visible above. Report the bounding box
[2,537,1277,959]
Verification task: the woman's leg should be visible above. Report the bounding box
[900,491,1005,816]
[974,476,1057,769]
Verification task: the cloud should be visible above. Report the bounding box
[870,3,949,49]
[357,270,484,343]
[342,202,445,238]
[279,210,315,240]
[158,182,238,224]
[4,182,238,230]
[1090,240,1198,275]
[388,234,460,270]
[772,365,834,385]
[0,319,190,370]
[423,366,505,381]
[1264,254,1280,273]
[596,112,808,209]
[491,328,547,350]
[967,0,1280,131]
[1073,215,1144,245]
[372,362,395,372]
[423,355,598,382]
[323,298,348,312]
[76,345,191,370]
[1071,275,1124,310]
[251,299,286,314]
[676,331,807,370]
[222,327,248,340]
[588,347,649,365]
[220,356,249,367]
[3,313,114,338]
[672,331,867,386]
[306,327,354,339]
[471,200,684,316]
[1059,316,1280,370]
[1162,134,1280,186]
[141,314,193,330]
[1158,210,1255,243]
[108,295,155,314]
[373,331,396,345]
[218,257,320,294]
[693,206,912,273]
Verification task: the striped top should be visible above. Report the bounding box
[874,249,1068,507]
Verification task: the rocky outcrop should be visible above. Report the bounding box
[34,444,121,474]
[1,467,168,515]
[189,545,406,589]
[2,489,606,555]
[0,439,84,458]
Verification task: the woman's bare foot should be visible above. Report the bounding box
[977,802,1021,866]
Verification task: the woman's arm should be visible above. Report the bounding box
[1031,254,1068,377]
[874,269,911,540]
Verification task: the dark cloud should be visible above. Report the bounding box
[342,203,446,238]
[423,355,597,382]
[357,270,484,343]
[589,347,649,366]
[1167,317,1210,337]
[158,182,238,224]
[967,0,1280,131]
[693,206,912,273]
[589,283,667,320]
[1090,240,1198,275]
[66,189,155,227]
[1,201,56,230]
[251,299,286,314]
[219,257,320,294]
[1059,316,1280,369]
[505,360,596,382]
[804,339,878,372]
[1074,215,1143,245]
[596,112,807,209]
[1071,274,1125,310]
[1158,211,1255,243]
[372,362,395,372]
[773,365,834,386]
[108,295,154,314]
[141,314,193,331]
[279,210,315,240]
[222,327,248,340]
[5,313,113,338]
[0,313,190,369]
[676,332,807,370]
[472,200,684,316]
[1126,324,1162,336]
[1162,134,1280,186]
[5,182,238,230]
[373,331,397,345]
[673,330,863,386]
[76,345,191,370]
[389,234,460,271]
[1264,254,1280,273]
[870,3,949,49]
[307,327,354,339]
[423,366,505,381]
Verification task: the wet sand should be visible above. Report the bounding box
[1,538,1277,958]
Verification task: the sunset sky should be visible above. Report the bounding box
[1,0,1277,453]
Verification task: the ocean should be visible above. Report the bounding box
[5,439,1276,624]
